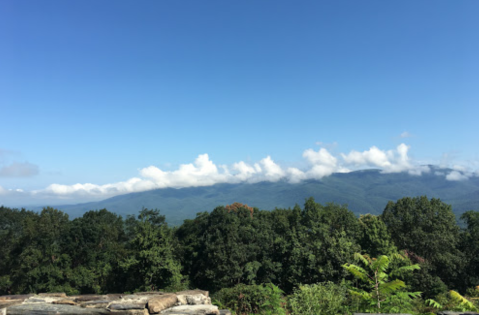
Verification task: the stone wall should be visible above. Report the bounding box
[0,290,231,315]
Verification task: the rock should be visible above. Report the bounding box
[0,295,33,301]
[219,311,232,315]
[148,294,178,314]
[72,295,106,302]
[0,300,23,309]
[38,293,67,298]
[6,304,109,314]
[159,305,219,315]
[23,298,47,303]
[52,299,76,305]
[134,292,165,296]
[185,295,209,305]
[437,312,479,315]
[176,295,187,306]
[109,310,149,315]
[80,300,111,308]
[108,303,146,310]
[176,290,209,298]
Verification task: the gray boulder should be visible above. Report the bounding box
[159,305,219,315]
[6,304,109,315]
[148,294,178,314]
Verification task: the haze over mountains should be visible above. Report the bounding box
[53,167,479,225]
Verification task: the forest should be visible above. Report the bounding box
[1,196,478,314]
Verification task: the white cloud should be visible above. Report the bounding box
[341,146,392,168]
[258,156,285,182]
[341,144,429,175]
[3,143,476,204]
[446,171,469,181]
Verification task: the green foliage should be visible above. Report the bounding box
[213,283,285,315]
[343,252,421,313]
[0,195,477,307]
[287,281,349,315]
[460,211,479,291]
[381,196,464,294]
[121,209,184,292]
[449,290,478,311]
[358,214,397,257]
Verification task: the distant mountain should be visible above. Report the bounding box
[54,168,479,225]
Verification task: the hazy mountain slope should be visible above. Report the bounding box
[55,169,479,225]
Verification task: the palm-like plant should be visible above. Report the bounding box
[343,253,421,313]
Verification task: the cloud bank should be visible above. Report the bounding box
[1,143,476,204]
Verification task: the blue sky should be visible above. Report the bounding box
[1,1,478,206]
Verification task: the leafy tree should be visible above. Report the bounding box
[343,253,421,313]
[66,209,128,293]
[0,207,38,294]
[121,209,183,291]
[381,196,463,293]
[291,199,360,287]
[459,210,479,290]
[190,205,271,291]
[11,207,74,294]
[358,214,397,257]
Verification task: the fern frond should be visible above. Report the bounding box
[450,290,478,311]
[348,287,370,298]
[343,263,369,282]
[354,252,370,267]
[407,291,422,299]
[426,298,442,309]
[380,279,405,295]
[372,255,390,273]
[390,264,421,277]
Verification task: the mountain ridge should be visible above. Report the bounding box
[46,168,479,225]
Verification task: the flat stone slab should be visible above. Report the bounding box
[0,300,23,309]
[176,291,209,298]
[71,295,106,302]
[6,304,109,315]
[109,310,149,315]
[52,299,77,305]
[159,305,219,315]
[80,300,111,308]
[148,294,178,314]
[108,303,146,310]
[0,295,33,301]
[38,293,67,298]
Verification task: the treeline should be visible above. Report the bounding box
[0,196,478,303]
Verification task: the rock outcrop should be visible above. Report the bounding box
[0,290,223,315]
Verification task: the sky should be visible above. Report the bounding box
[1,1,478,206]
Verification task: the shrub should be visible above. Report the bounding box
[213,283,286,315]
[288,281,349,315]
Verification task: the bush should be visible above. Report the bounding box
[288,281,349,315]
[213,283,286,315]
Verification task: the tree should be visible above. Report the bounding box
[190,205,271,291]
[343,253,421,313]
[358,214,397,258]
[381,196,463,293]
[459,210,479,290]
[121,209,183,291]
[66,209,128,293]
